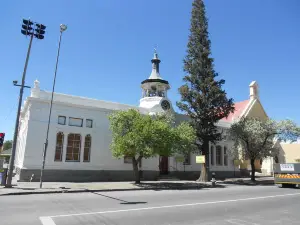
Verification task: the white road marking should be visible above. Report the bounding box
[41,192,300,219]
[226,219,260,225]
[40,217,56,225]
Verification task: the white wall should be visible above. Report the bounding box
[19,89,235,173]
[261,156,274,175]
[21,96,159,171]
[15,103,30,169]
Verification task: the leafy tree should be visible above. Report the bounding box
[108,109,196,184]
[177,0,234,181]
[3,140,12,151]
[229,118,300,181]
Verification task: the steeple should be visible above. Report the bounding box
[148,49,162,79]
[141,49,169,85]
[139,49,172,112]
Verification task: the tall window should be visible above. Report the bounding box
[216,145,222,166]
[69,117,83,127]
[66,133,81,161]
[224,146,228,166]
[210,145,215,165]
[54,132,64,161]
[83,135,91,162]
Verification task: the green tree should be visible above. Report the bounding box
[229,118,300,181]
[3,140,12,151]
[108,109,196,184]
[177,0,234,181]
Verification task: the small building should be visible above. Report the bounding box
[0,148,11,164]
[277,143,300,164]
[14,51,267,182]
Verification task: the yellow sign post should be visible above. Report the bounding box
[196,155,205,164]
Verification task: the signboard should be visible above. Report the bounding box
[196,155,205,164]
[280,164,295,172]
[175,156,184,163]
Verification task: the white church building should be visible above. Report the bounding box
[15,51,267,182]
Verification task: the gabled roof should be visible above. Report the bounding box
[221,99,250,122]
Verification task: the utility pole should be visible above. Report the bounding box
[40,24,67,189]
[6,19,46,188]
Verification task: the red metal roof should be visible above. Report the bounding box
[221,99,250,122]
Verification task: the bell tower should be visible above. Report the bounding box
[139,50,172,113]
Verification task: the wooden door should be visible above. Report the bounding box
[159,156,169,175]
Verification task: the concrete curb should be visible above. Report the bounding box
[221,180,275,186]
[0,184,223,196]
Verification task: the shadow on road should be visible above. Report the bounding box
[15,186,72,191]
[134,182,225,191]
[93,192,147,205]
[221,179,275,186]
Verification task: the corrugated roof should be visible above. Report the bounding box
[221,99,250,122]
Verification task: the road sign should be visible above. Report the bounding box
[280,164,295,172]
[196,155,205,164]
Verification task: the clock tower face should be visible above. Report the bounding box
[161,100,171,111]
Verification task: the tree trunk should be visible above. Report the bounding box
[199,163,207,182]
[132,158,140,184]
[198,140,209,182]
[250,158,256,182]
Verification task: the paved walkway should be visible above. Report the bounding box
[0,181,216,196]
[0,176,274,196]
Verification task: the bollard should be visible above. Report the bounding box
[211,172,216,187]
[0,168,8,186]
[30,174,35,182]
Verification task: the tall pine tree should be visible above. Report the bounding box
[177,0,234,181]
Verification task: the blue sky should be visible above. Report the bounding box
[1,0,300,140]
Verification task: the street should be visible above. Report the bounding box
[0,185,299,225]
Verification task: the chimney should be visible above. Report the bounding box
[31,79,40,97]
[249,81,259,100]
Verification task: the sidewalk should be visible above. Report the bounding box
[0,176,274,196]
[0,180,222,196]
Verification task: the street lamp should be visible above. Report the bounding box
[6,19,46,188]
[40,24,67,188]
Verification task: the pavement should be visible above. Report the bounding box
[0,177,275,196]
[1,185,300,225]
[0,180,221,195]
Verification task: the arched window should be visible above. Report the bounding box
[54,132,64,161]
[210,145,215,166]
[83,135,91,162]
[66,133,81,162]
[224,146,228,166]
[216,145,222,166]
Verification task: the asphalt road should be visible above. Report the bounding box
[0,185,300,225]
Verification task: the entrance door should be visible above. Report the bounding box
[159,156,169,175]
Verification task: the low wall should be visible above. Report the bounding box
[170,170,241,181]
[18,168,242,182]
[18,169,159,182]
